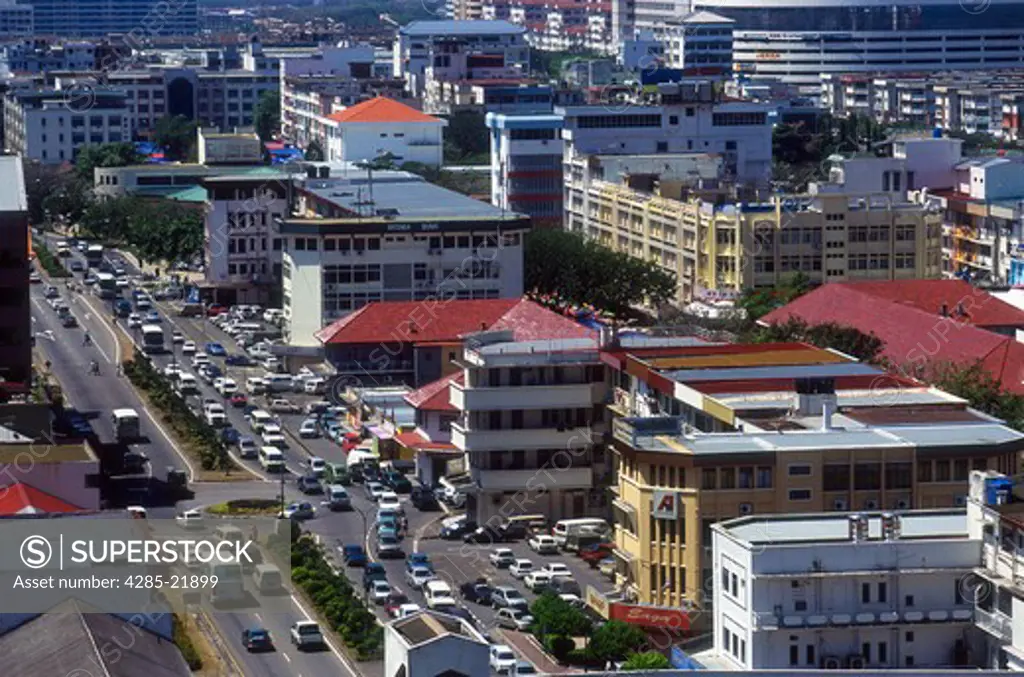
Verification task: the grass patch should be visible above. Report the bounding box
[172,613,203,671]
[207,498,282,515]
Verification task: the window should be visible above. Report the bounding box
[862,643,871,664]
[878,642,888,664]
[905,631,914,642]
[794,600,807,611]
[738,467,753,489]
[954,579,965,605]
[720,468,735,489]
[878,582,887,603]
[789,464,811,476]
[805,645,815,666]
[885,463,912,490]
[954,459,969,481]
[906,656,915,667]
[905,594,914,607]
[656,141,668,153]
[823,464,850,491]
[789,645,799,666]
[862,582,871,603]
[855,463,882,491]
[789,489,811,501]
[917,461,932,483]
[756,467,773,488]
[936,460,951,482]
[702,468,717,489]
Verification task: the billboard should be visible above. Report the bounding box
[652,490,679,520]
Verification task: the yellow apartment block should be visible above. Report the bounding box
[565,180,944,303]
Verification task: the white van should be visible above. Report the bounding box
[552,518,609,547]
[175,372,199,396]
[214,524,244,545]
[227,322,262,337]
[253,564,283,593]
[204,402,227,428]
[423,580,457,609]
[259,446,285,472]
[246,376,267,395]
[264,374,294,393]
[248,409,274,433]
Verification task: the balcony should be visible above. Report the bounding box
[976,607,1013,641]
[752,608,973,631]
[450,381,603,411]
[613,417,683,448]
[470,465,593,491]
[451,422,599,451]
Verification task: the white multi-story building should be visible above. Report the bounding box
[324,97,447,167]
[280,167,530,346]
[1,39,92,73]
[451,333,606,525]
[558,80,774,188]
[663,11,734,76]
[394,20,530,97]
[201,169,290,306]
[486,112,563,229]
[4,86,129,163]
[710,510,979,670]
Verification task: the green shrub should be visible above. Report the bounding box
[544,635,575,661]
[172,613,202,670]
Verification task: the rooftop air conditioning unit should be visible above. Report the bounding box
[739,502,753,515]
[864,499,879,510]
[955,495,967,507]
[895,498,910,510]
[847,655,866,669]
[833,498,848,511]
[821,657,842,670]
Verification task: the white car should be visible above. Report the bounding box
[528,534,559,555]
[175,508,203,529]
[541,563,573,580]
[163,363,181,378]
[308,457,326,477]
[496,607,535,632]
[171,331,184,344]
[390,603,422,619]
[369,580,391,604]
[191,352,210,368]
[509,559,535,579]
[405,567,435,590]
[490,645,518,675]
[263,356,280,372]
[378,491,402,513]
[490,548,516,568]
[216,377,238,397]
[181,341,196,355]
[299,419,319,438]
[127,313,143,328]
[365,482,386,502]
[246,376,267,395]
[290,620,323,649]
[523,571,553,593]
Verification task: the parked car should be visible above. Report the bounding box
[524,571,553,593]
[341,544,367,567]
[496,608,535,632]
[269,398,300,414]
[463,526,504,544]
[241,627,273,652]
[490,645,518,675]
[549,577,583,598]
[599,557,616,578]
[225,353,254,366]
[509,559,535,579]
[489,548,516,568]
[410,485,440,511]
[459,579,493,605]
[541,563,573,580]
[390,603,422,619]
[580,543,616,567]
[440,517,475,540]
[491,586,529,611]
[528,534,559,555]
[289,621,323,650]
[205,342,227,356]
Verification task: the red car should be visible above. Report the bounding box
[230,392,248,408]
[580,543,616,567]
[384,591,411,618]
[206,304,227,316]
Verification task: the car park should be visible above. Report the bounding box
[491,586,529,610]
[490,645,518,674]
[528,534,559,555]
[509,559,535,579]
[490,548,516,568]
[496,608,535,632]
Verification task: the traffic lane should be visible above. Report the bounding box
[211,611,287,677]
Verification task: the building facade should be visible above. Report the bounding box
[28,0,198,37]
[0,156,30,386]
[4,87,129,163]
[486,112,563,229]
[325,97,447,167]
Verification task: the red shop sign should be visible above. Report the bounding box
[609,603,691,631]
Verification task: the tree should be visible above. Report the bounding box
[524,229,677,317]
[79,196,203,264]
[587,621,648,663]
[530,593,593,638]
[742,317,885,363]
[400,161,488,196]
[926,361,1024,431]
[443,110,489,164]
[253,90,281,142]
[622,652,671,671]
[75,142,143,182]
[736,272,811,321]
[305,140,325,161]
[23,162,78,226]
[154,115,197,162]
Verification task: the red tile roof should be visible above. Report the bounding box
[326,96,440,124]
[761,283,1024,394]
[0,482,83,515]
[316,298,596,345]
[405,372,462,412]
[395,430,457,451]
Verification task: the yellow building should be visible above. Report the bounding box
[602,342,1024,610]
[565,179,944,303]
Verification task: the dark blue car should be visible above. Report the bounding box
[205,342,227,356]
[203,364,223,380]
[241,627,273,652]
[225,353,254,366]
[342,544,367,567]
[221,427,240,445]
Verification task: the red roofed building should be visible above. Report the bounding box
[324,96,447,166]
[760,280,1024,393]
[0,481,83,515]
[398,372,464,486]
[317,298,595,388]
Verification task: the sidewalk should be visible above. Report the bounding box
[497,629,577,674]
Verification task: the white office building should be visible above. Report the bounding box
[324,97,447,167]
[709,510,979,671]
[486,112,564,229]
[452,334,606,525]
[280,167,530,346]
[3,87,129,163]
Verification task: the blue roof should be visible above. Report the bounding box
[485,112,564,130]
[401,20,525,36]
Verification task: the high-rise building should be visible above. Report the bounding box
[0,155,30,387]
[28,0,198,38]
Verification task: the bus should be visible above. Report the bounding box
[96,272,118,299]
[140,324,165,354]
[85,244,104,268]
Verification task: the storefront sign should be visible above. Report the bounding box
[610,603,691,630]
[652,490,679,520]
[586,585,610,618]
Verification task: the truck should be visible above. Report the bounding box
[111,408,141,442]
[140,324,165,354]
